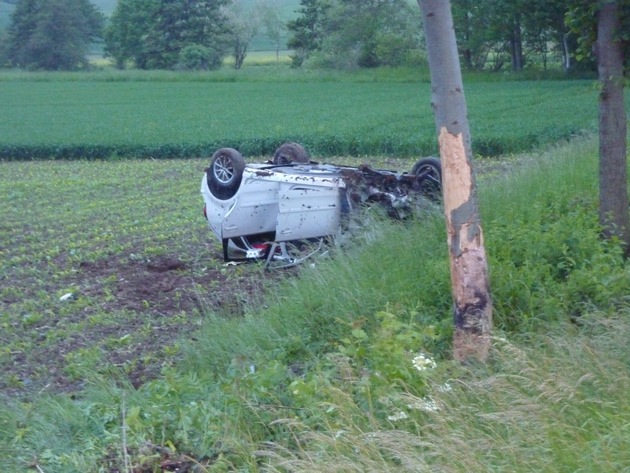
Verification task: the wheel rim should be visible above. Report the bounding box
[415,163,442,200]
[417,164,439,182]
[214,155,234,183]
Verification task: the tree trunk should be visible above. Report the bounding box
[417,0,493,363]
[234,42,247,70]
[510,15,524,71]
[597,1,630,254]
[562,33,571,72]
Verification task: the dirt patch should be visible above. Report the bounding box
[2,246,274,398]
[80,255,212,314]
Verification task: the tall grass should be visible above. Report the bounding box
[235,137,630,472]
[481,138,628,330]
[257,315,630,473]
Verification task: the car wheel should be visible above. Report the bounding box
[412,157,442,200]
[272,142,310,165]
[207,148,246,200]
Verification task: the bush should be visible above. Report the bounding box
[374,33,421,67]
[176,44,220,71]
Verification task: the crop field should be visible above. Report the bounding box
[0,158,279,396]
[4,135,630,473]
[1,152,419,397]
[0,72,603,160]
[0,145,509,398]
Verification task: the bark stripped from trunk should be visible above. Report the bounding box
[418,0,492,362]
[439,127,492,362]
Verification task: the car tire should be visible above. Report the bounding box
[272,142,310,165]
[412,157,442,200]
[207,148,246,200]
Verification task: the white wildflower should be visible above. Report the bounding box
[412,353,436,372]
[436,382,453,393]
[387,411,409,422]
[407,396,440,413]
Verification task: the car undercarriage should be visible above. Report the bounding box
[201,143,441,268]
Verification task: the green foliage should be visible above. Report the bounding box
[177,44,215,71]
[252,316,630,472]
[480,139,629,331]
[0,28,8,67]
[223,0,263,70]
[103,0,157,69]
[7,0,104,70]
[288,0,422,69]
[566,0,630,72]
[450,0,591,73]
[105,0,230,71]
[286,0,329,67]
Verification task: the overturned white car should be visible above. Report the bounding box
[201,143,441,268]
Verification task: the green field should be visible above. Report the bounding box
[0,157,244,396]
[0,70,603,160]
[1,66,630,472]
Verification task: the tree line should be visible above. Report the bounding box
[0,0,628,72]
[0,0,289,70]
[288,0,630,72]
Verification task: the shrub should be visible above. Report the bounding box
[176,44,217,71]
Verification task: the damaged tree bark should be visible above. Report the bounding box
[418,0,492,362]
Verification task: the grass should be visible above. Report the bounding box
[222,50,293,67]
[1,135,629,472]
[0,68,606,159]
[255,315,630,473]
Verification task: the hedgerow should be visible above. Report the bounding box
[0,126,585,161]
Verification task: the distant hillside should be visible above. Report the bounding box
[0,0,301,19]
[94,0,302,19]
